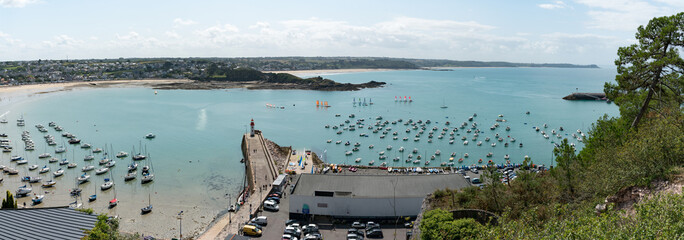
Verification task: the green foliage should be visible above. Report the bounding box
[84,215,120,240]
[76,208,95,215]
[551,139,580,203]
[420,209,484,240]
[1,190,17,209]
[605,12,684,128]
[482,193,684,239]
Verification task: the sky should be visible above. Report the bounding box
[0,0,682,65]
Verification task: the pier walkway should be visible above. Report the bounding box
[198,132,279,240]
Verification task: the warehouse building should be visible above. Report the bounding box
[289,174,470,219]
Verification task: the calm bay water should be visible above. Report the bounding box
[0,67,618,237]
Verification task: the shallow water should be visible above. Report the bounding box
[0,67,618,237]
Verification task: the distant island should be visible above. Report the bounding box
[0,57,597,90]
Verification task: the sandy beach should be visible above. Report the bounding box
[0,79,192,97]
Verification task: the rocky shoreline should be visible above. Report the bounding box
[152,80,386,91]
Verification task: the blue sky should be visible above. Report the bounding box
[0,0,682,64]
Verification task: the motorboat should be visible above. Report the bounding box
[80,143,92,149]
[92,148,103,153]
[99,158,110,165]
[38,153,51,158]
[355,158,362,163]
[29,164,39,171]
[39,165,50,173]
[59,159,69,165]
[84,155,95,161]
[67,163,77,168]
[49,157,59,163]
[145,133,156,139]
[55,146,66,153]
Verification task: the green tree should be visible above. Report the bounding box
[552,139,579,203]
[420,209,484,240]
[1,190,17,209]
[605,12,684,129]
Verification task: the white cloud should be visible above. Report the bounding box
[42,34,82,48]
[539,1,566,9]
[576,0,681,31]
[173,18,197,27]
[165,31,180,39]
[0,0,38,8]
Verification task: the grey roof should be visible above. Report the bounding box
[0,206,99,240]
[292,174,470,198]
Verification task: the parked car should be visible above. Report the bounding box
[366,229,383,238]
[264,200,279,211]
[250,216,268,226]
[245,222,263,230]
[365,222,380,231]
[348,228,363,236]
[267,196,281,203]
[269,193,282,198]
[303,224,319,234]
[349,167,358,172]
[243,225,262,237]
[285,226,302,238]
[286,219,299,226]
[284,229,299,239]
[282,234,298,240]
[351,221,366,229]
[347,233,364,240]
[304,232,322,240]
[471,178,482,184]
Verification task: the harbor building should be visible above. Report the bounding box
[288,174,470,219]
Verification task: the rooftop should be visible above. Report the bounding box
[292,173,470,198]
[0,206,99,239]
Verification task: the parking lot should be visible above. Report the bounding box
[239,183,413,240]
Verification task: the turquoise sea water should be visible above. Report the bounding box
[0,67,618,236]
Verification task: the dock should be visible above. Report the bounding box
[198,131,279,240]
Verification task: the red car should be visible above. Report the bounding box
[349,167,358,172]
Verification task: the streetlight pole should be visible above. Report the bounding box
[178,210,183,239]
[229,194,232,223]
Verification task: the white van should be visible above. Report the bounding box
[264,200,279,211]
[250,216,268,226]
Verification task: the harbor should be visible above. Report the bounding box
[0,67,619,238]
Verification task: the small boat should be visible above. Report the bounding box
[491,142,497,147]
[109,198,118,208]
[355,158,362,163]
[141,193,153,214]
[99,158,110,165]
[326,139,332,143]
[77,174,90,183]
[128,162,138,172]
[53,168,65,177]
[106,160,116,168]
[141,172,154,184]
[55,146,66,153]
[101,178,114,190]
[368,145,374,149]
[464,153,469,158]
[463,140,469,145]
[49,157,58,163]
[32,194,44,205]
[95,167,109,175]
[59,159,69,165]
[17,159,28,165]
[368,160,375,165]
[29,165,39,171]
[504,154,510,160]
[398,147,404,152]
[42,180,56,188]
[386,145,392,150]
[435,150,441,155]
[92,148,103,153]
[39,165,50,174]
[345,151,352,156]
[84,155,94,161]
[38,153,51,158]
[67,163,77,168]
[115,151,128,158]
[16,185,32,195]
[82,165,95,172]
[145,133,156,139]
[486,152,493,157]
[132,154,146,161]
[80,143,92,149]
[124,171,137,181]
[22,176,42,183]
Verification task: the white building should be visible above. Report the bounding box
[289,174,470,219]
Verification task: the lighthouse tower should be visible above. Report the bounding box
[250,119,255,137]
